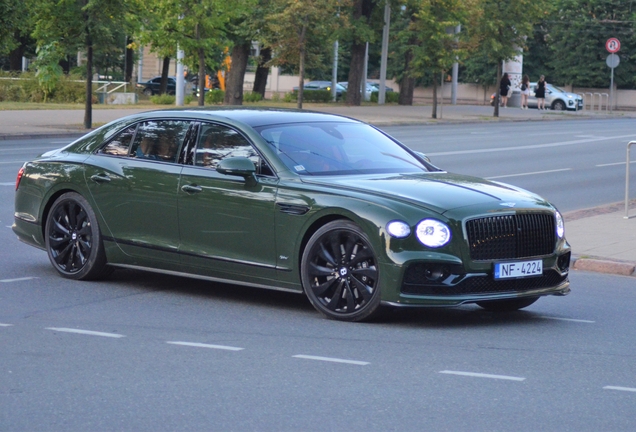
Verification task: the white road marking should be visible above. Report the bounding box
[439,370,526,381]
[293,355,370,366]
[486,168,571,180]
[539,316,595,323]
[604,386,636,393]
[166,341,244,351]
[45,327,125,338]
[428,134,636,157]
[0,277,38,283]
[0,323,14,327]
[596,161,636,167]
[0,182,16,186]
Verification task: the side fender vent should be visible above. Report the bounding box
[277,203,310,216]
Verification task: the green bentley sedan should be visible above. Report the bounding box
[13,108,570,321]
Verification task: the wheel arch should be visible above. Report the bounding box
[40,187,85,239]
[297,214,353,273]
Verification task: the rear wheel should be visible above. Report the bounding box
[45,192,110,280]
[476,296,539,312]
[552,100,566,111]
[301,220,381,321]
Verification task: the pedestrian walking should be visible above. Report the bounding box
[500,73,511,108]
[520,75,530,109]
[535,75,547,110]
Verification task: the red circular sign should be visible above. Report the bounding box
[606,38,621,53]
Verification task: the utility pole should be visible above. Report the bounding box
[378,1,390,105]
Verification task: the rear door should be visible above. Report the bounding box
[84,119,192,266]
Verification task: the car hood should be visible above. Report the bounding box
[302,172,551,214]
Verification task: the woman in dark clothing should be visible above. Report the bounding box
[535,75,546,110]
[499,73,511,108]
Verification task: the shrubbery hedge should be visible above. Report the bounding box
[0,72,86,103]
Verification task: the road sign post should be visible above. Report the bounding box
[606,38,621,112]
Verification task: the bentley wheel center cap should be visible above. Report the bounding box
[339,267,348,278]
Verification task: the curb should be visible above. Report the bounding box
[572,256,636,277]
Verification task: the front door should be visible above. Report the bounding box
[177,122,278,283]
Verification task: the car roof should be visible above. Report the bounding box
[144,107,361,128]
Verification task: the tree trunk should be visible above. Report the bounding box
[84,37,93,129]
[346,42,365,106]
[125,37,134,83]
[224,42,250,105]
[160,56,171,95]
[297,47,305,109]
[431,72,437,119]
[198,47,206,106]
[8,34,26,71]
[252,47,271,98]
[398,47,415,105]
[494,62,501,117]
[346,0,374,106]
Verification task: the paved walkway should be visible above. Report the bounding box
[1,103,635,277]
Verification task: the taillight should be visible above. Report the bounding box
[15,166,25,191]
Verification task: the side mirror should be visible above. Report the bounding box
[216,157,256,178]
[414,151,431,163]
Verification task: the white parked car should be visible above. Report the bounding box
[528,83,583,111]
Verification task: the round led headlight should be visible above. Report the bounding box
[555,211,565,238]
[386,220,411,238]
[416,219,451,248]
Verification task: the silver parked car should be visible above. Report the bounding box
[528,83,583,111]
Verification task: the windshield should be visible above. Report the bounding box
[257,122,431,176]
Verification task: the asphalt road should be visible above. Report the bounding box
[384,118,636,212]
[2,121,636,430]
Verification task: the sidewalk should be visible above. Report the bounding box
[1,103,635,278]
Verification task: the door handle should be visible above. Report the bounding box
[90,174,111,183]
[181,184,202,193]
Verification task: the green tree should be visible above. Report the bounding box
[466,0,553,117]
[33,0,132,127]
[264,0,344,109]
[409,0,472,117]
[544,0,636,89]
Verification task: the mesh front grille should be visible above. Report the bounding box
[466,213,556,261]
[401,270,567,296]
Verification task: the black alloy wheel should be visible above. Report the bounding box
[45,192,109,280]
[143,88,153,96]
[476,296,539,312]
[301,220,381,321]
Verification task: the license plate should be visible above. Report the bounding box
[494,260,543,279]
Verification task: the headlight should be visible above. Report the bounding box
[555,211,565,238]
[416,219,451,247]
[387,221,411,238]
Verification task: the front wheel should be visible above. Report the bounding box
[552,100,566,111]
[45,192,109,280]
[143,88,153,96]
[301,220,381,321]
[476,296,539,312]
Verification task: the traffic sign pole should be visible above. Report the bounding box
[606,39,621,111]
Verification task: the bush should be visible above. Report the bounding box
[150,94,176,105]
[0,72,86,103]
[287,89,333,103]
[243,91,263,103]
[370,91,400,103]
[184,95,194,105]
[205,89,225,104]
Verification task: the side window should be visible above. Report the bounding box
[100,125,137,156]
[195,123,274,176]
[130,120,190,163]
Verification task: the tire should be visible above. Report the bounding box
[45,192,110,280]
[552,100,566,111]
[143,88,153,96]
[476,296,539,312]
[301,220,381,322]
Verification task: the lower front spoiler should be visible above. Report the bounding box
[381,280,570,308]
